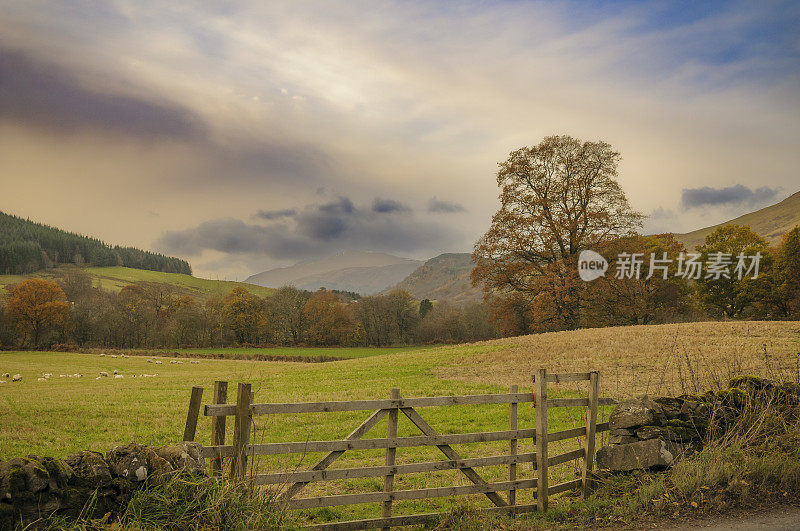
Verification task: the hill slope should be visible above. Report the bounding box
[387,253,483,305]
[674,191,800,250]
[0,211,191,275]
[0,265,273,300]
[246,250,422,295]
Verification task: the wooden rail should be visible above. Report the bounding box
[183,369,615,529]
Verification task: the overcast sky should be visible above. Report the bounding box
[1,1,798,280]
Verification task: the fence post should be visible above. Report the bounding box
[535,368,548,511]
[230,382,253,481]
[509,384,518,508]
[382,388,400,529]
[183,386,204,442]
[210,381,228,476]
[582,371,599,498]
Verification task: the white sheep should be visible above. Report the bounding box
[95,376,102,380]
[43,373,53,378]
[0,381,6,384]
[147,359,154,363]
[114,374,124,379]
[37,377,46,382]
[111,355,118,358]
[99,353,106,357]
[170,360,177,364]
[2,373,9,378]
[99,371,109,377]
[190,360,200,364]
[73,373,82,378]
[155,360,162,364]
[113,369,119,375]
[12,374,22,382]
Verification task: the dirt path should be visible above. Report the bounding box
[644,505,800,530]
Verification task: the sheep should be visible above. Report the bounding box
[170,360,177,364]
[95,376,102,380]
[43,373,53,378]
[111,355,118,358]
[190,360,200,364]
[155,360,162,364]
[37,377,46,382]
[0,381,6,384]
[12,374,22,382]
[2,373,9,378]
[73,373,82,378]
[113,369,119,375]
[99,371,109,377]
[147,359,154,363]
[99,353,106,357]
[114,374,124,379]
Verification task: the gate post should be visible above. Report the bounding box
[210,381,228,476]
[382,388,400,529]
[582,371,599,498]
[534,368,548,511]
[509,384,518,508]
[183,386,204,442]
[230,382,253,481]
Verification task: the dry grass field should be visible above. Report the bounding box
[437,321,800,398]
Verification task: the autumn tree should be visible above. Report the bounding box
[695,225,773,318]
[6,278,70,346]
[472,135,643,332]
[304,289,356,346]
[774,226,800,318]
[267,286,310,344]
[223,287,266,344]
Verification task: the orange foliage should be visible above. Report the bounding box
[6,278,70,346]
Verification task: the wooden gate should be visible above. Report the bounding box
[183,369,614,529]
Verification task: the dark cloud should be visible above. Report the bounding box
[255,208,297,220]
[0,46,207,139]
[372,198,411,213]
[156,197,457,261]
[681,185,780,209]
[428,197,465,213]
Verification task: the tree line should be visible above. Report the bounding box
[0,211,191,275]
[0,272,498,349]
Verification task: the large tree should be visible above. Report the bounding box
[6,278,70,346]
[773,226,800,318]
[472,135,643,331]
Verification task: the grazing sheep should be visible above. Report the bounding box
[43,373,53,378]
[2,373,9,378]
[0,381,6,384]
[37,377,46,382]
[114,374,124,379]
[73,373,82,378]
[190,360,200,364]
[100,371,109,377]
[113,369,119,375]
[147,359,154,363]
[100,353,106,357]
[12,374,22,382]
[170,360,177,364]
[95,376,102,380]
[155,360,162,364]
[111,354,118,358]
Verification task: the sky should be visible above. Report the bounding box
[1,1,798,280]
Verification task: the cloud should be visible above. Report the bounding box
[156,196,458,263]
[372,198,410,213]
[681,185,780,209]
[428,197,465,213]
[255,208,296,220]
[0,45,207,140]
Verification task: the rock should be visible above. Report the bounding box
[610,434,638,445]
[609,396,665,429]
[597,438,676,471]
[65,451,113,488]
[653,397,684,420]
[153,442,206,475]
[106,443,173,485]
[610,428,636,436]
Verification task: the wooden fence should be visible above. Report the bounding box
[182,369,615,529]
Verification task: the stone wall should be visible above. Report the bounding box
[0,442,205,528]
[596,376,800,472]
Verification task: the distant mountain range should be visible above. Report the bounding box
[245,250,423,295]
[385,253,483,305]
[674,191,800,250]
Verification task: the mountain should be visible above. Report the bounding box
[0,210,191,275]
[674,191,800,250]
[246,250,423,295]
[386,253,483,305]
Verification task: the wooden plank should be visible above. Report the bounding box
[305,503,539,530]
[229,383,252,480]
[400,405,508,508]
[243,428,537,456]
[545,372,591,383]
[548,425,587,443]
[287,479,536,509]
[204,393,615,417]
[382,389,399,528]
[508,384,518,506]
[254,453,538,485]
[182,386,203,442]
[282,408,388,501]
[583,371,599,498]
[596,422,610,433]
[549,478,583,496]
[209,381,228,476]
[548,448,585,467]
[535,368,548,512]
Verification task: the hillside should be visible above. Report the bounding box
[674,190,800,250]
[387,253,483,305]
[0,265,273,300]
[0,211,191,275]
[246,250,422,295]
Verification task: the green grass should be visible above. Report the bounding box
[0,345,604,525]
[0,265,274,300]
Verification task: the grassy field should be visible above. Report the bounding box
[2,321,800,525]
[0,265,274,299]
[147,345,431,360]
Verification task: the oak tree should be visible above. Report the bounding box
[6,278,70,346]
